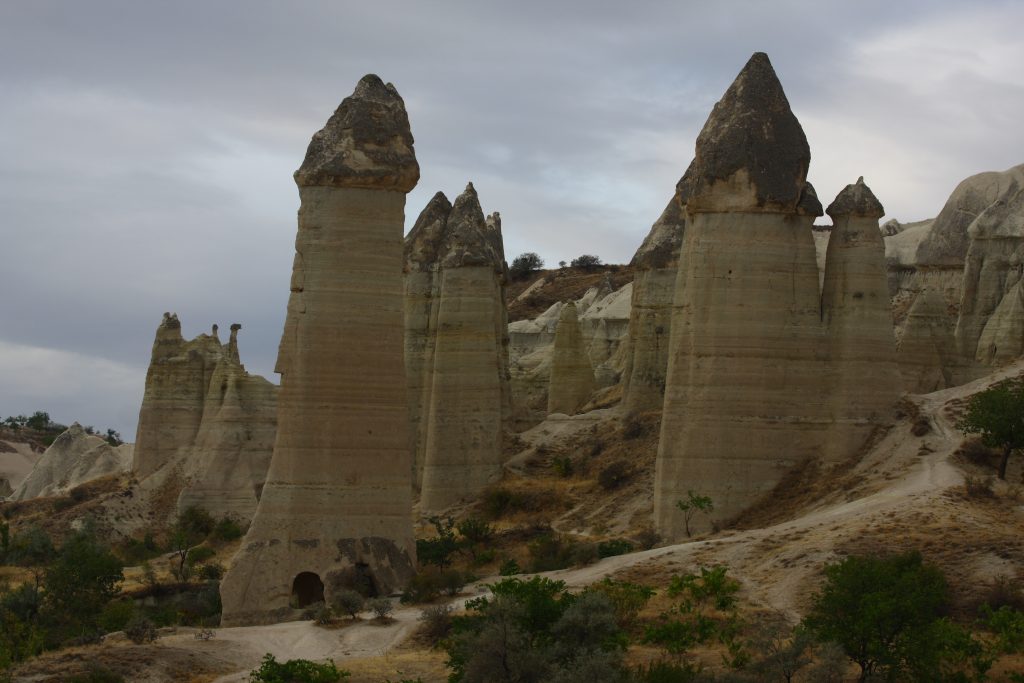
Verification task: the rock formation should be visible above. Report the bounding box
[411,183,510,513]
[132,314,277,522]
[976,281,1024,364]
[897,288,959,392]
[655,53,830,539]
[221,75,419,626]
[0,477,11,500]
[12,423,131,501]
[547,302,595,415]
[954,165,1024,361]
[622,196,685,412]
[821,178,902,460]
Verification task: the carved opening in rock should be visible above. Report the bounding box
[331,563,379,598]
[291,572,324,608]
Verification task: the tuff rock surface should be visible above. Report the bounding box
[547,302,596,415]
[11,423,131,501]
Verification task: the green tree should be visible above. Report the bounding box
[510,252,544,280]
[248,653,348,682]
[416,515,459,571]
[25,411,50,431]
[42,530,123,641]
[675,491,714,538]
[802,551,962,681]
[570,254,602,269]
[957,379,1024,479]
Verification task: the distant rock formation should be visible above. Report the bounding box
[622,196,685,412]
[221,75,419,626]
[403,183,510,513]
[954,165,1024,361]
[548,302,595,415]
[655,53,899,539]
[0,477,11,500]
[12,424,131,501]
[976,281,1024,364]
[897,288,960,392]
[821,178,903,460]
[132,314,277,522]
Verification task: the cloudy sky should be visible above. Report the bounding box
[2,1,1022,439]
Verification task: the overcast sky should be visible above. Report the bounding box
[2,1,1022,440]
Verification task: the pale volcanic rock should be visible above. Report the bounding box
[177,324,278,522]
[821,178,903,460]
[897,288,960,392]
[622,195,685,411]
[419,184,510,513]
[547,302,596,415]
[976,279,1024,365]
[12,424,130,501]
[133,313,221,479]
[655,53,828,540]
[955,165,1024,361]
[0,478,11,500]
[221,76,419,626]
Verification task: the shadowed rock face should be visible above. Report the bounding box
[678,52,810,214]
[898,288,960,392]
[622,196,686,412]
[409,183,510,513]
[221,76,418,626]
[655,54,898,541]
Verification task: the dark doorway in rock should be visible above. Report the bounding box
[291,572,324,607]
[354,563,378,598]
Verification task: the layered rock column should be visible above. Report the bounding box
[547,302,595,415]
[821,179,902,460]
[897,288,959,392]
[221,76,419,626]
[622,196,686,412]
[419,184,508,512]
[655,53,828,539]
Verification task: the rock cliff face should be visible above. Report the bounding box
[11,424,131,501]
[221,75,419,626]
[132,315,277,522]
[954,165,1024,361]
[622,196,685,412]
[547,302,595,415]
[821,178,902,460]
[404,183,510,513]
[897,288,960,392]
[655,53,898,540]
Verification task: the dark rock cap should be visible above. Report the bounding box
[295,75,420,192]
[630,195,686,270]
[797,182,824,217]
[403,191,452,271]
[677,52,810,213]
[441,183,503,270]
[826,177,885,220]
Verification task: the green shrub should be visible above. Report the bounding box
[400,571,441,604]
[584,579,654,626]
[212,516,244,542]
[418,604,453,645]
[499,558,521,576]
[551,456,574,478]
[176,506,216,539]
[98,599,135,633]
[313,604,333,626]
[125,615,157,644]
[367,597,393,620]
[331,589,364,620]
[416,515,459,571]
[248,653,348,682]
[482,487,517,519]
[597,462,631,490]
[198,562,224,581]
[597,539,634,559]
[187,545,216,565]
[440,569,465,597]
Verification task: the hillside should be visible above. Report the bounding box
[506,264,635,322]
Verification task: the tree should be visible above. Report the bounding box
[802,551,958,681]
[416,515,459,571]
[248,653,348,682]
[570,255,602,269]
[675,491,713,538]
[42,529,123,641]
[25,411,50,431]
[957,379,1024,479]
[510,252,544,280]
[331,589,364,620]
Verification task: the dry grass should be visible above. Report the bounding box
[505,265,634,322]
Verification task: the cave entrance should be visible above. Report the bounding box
[291,572,324,608]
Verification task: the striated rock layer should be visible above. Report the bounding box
[821,178,903,460]
[547,302,595,415]
[622,196,686,412]
[405,183,510,513]
[655,53,900,540]
[897,288,960,392]
[220,76,419,626]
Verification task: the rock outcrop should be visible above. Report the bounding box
[897,288,960,392]
[547,302,595,415]
[132,315,277,522]
[622,196,685,412]
[221,75,419,626]
[404,183,510,513]
[656,53,842,539]
[12,424,131,501]
[976,280,1024,364]
[821,178,902,460]
[954,165,1024,361]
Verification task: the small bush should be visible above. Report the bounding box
[331,589,364,620]
[367,597,394,620]
[499,558,521,576]
[198,562,224,581]
[482,487,519,519]
[177,506,216,539]
[528,534,596,572]
[401,571,441,604]
[248,653,348,682]
[419,604,453,645]
[187,545,216,565]
[98,599,135,633]
[551,456,574,478]
[570,254,602,269]
[633,528,661,550]
[622,415,645,439]
[598,462,631,490]
[313,604,333,626]
[439,569,465,597]
[301,601,327,621]
[212,516,244,542]
[964,475,995,498]
[980,575,1024,613]
[597,539,634,558]
[125,615,157,644]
